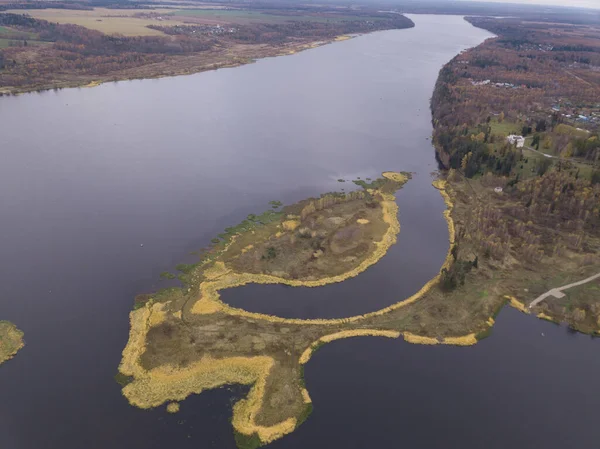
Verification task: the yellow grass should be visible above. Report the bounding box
[188,178,456,328]
[486,317,495,326]
[443,334,478,346]
[191,292,224,315]
[120,301,297,444]
[382,171,409,183]
[119,308,150,377]
[190,188,404,325]
[148,302,167,327]
[537,312,554,321]
[402,330,479,346]
[403,332,439,345]
[505,295,530,314]
[7,8,187,36]
[203,261,230,280]
[166,402,180,413]
[299,330,400,364]
[334,35,351,41]
[301,388,312,403]
[356,219,370,225]
[282,220,300,231]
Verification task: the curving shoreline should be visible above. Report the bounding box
[117,175,489,448]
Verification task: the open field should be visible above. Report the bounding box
[5,8,188,36]
[171,9,389,24]
[489,118,521,137]
[5,7,396,37]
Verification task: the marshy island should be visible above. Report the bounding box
[117,171,495,448]
[0,321,24,365]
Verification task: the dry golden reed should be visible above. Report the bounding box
[120,304,298,444]
[382,172,409,183]
[189,178,457,329]
[301,389,312,404]
[505,295,530,314]
[299,330,401,364]
[166,402,180,413]
[443,334,478,346]
[403,332,439,345]
[282,220,300,231]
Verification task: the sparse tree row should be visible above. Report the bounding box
[300,191,366,221]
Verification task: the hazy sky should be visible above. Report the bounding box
[463,0,600,9]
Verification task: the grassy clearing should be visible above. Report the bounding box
[489,119,521,137]
[532,277,600,332]
[170,9,384,24]
[1,39,52,48]
[6,8,187,36]
[0,26,36,39]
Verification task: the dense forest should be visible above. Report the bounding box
[431,17,600,180]
[150,14,413,45]
[431,17,600,324]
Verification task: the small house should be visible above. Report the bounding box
[507,135,525,148]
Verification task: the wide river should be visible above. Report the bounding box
[1,14,599,449]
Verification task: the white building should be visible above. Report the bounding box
[507,135,525,148]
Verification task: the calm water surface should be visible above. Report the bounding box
[1,15,597,449]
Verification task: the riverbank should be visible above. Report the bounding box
[430,16,600,334]
[0,321,24,365]
[0,36,353,96]
[0,10,414,96]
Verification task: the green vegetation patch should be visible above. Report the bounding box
[114,372,134,387]
[489,119,521,137]
[233,430,262,449]
[0,321,25,365]
[296,402,314,427]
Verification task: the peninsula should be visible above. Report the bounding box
[117,14,600,449]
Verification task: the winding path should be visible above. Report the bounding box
[525,146,556,159]
[528,272,600,309]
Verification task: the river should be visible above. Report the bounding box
[1,14,598,449]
